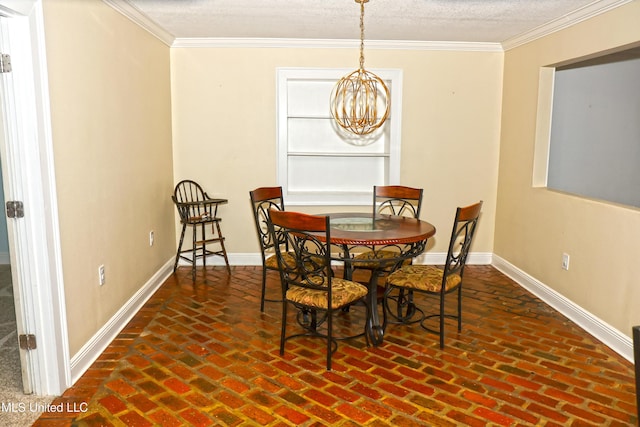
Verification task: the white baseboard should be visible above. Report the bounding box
[492,255,632,362]
[177,253,259,266]
[0,252,10,264]
[69,258,174,384]
[184,251,495,267]
[415,251,493,265]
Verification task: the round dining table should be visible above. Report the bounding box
[325,212,436,346]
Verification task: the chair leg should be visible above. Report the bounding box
[327,308,332,370]
[174,224,187,272]
[457,286,462,332]
[439,291,445,349]
[380,290,388,335]
[201,223,207,272]
[280,300,287,356]
[260,264,267,312]
[365,297,372,348]
[215,221,231,273]
[191,225,197,281]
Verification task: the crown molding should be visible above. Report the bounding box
[102,0,174,46]
[171,37,503,52]
[502,0,633,50]
[0,0,35,16]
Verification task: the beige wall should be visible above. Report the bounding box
[39,0,640,376]
[496,1,640,338]
[43,0,175,355]
[170,47,503,256]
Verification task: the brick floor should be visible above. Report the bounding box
[33,265,637,426]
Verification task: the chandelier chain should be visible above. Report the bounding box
[359,0,365,70]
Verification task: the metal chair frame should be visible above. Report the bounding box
[249,186,287,311]
[353,185,424,318]
[373,185,423,219]
[356,186,423,269]
[267,210,370,370]
[384,201,482,348]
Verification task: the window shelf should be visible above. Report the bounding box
[287,152,390,157]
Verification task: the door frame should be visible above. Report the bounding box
[0,0,69,395]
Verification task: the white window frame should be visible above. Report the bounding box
[276,67,403,206]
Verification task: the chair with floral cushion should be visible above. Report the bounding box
[384,201,482,348]
[249,186,293,311]
[350,185,423,319]
[267,209,370,370]
[352,185,423,270]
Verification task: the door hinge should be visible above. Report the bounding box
[6,201,24,218]
[19,334,37,351]
[0,54,11,73]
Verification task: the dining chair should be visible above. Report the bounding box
[352,185,423,269]
[249,186,292,311]
[172,180,230,280]
[373,185,423,219]
[384,201,482,348]
[350,185,424,317]
[267,209,370,370]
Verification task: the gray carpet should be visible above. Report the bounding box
[0,265,53,426]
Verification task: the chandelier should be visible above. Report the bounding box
[330,0,390,136]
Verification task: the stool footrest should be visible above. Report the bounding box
[194,237,225,245]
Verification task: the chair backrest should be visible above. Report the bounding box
[173,180,210,223]
[249,187,286,255]
[373,185,423,219]
[267,210,333,297]
[443,201,483,278]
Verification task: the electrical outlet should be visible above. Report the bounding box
[149,230,154,247]
[98,264,105,286]
[562,253,570,270]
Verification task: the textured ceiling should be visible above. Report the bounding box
[119,0,623,45]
